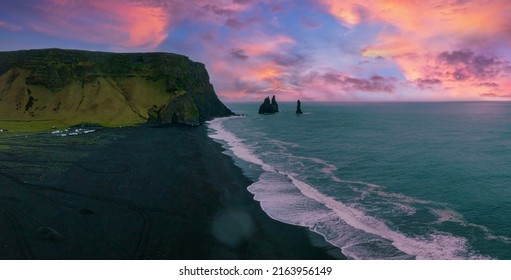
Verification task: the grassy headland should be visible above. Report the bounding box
[0,49,232,131]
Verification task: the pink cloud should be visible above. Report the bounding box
[297,69,398,100]
[318,0,511,41]
[206,26,402,102]
[480,92,511,99]
[211,33,303,100]
[32,0,170,49]
[415,78,442,90]
[25,0,264,50]
[318,0,511,100]
[236,34,295,56]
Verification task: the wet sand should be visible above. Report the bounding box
[0,126,344,259]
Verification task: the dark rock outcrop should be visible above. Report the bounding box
[148,94,200,126]
[271,95,279,112]
[0,48,233,129]
[258,97,273,114]
[296,100,303,114]
[258,95,279,114]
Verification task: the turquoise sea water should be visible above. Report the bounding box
[207,102,511,259]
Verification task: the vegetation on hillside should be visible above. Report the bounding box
[0,49,233,131]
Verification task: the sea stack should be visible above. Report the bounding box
[258,95,279,114]
[271,95,279,112]
[296,100,303,114]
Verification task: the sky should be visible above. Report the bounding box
[1,0,510,102]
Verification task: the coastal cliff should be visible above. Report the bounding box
[0,48,233,130]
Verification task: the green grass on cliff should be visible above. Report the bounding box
[0,48,232,131]
[0,69,172,130]
[0,119,68,133]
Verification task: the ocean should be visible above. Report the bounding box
[207,102,511,260]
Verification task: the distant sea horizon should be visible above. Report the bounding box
[224,100,511,104]
[208,101,511,259]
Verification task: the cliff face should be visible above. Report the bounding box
[0,48,233,130]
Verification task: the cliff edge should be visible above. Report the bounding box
[0,48,233,130]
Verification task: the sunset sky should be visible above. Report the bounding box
[1,0,510,102]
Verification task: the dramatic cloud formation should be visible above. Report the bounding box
[29,0,170,49]
[1,0,510,101]
[323,73,396,93]
[436,50,507,81]
[318,0,511,100]
[415,78,442,90]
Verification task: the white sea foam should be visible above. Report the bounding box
[287,174,485,259]
[431,209,511,244]
[286,155,343,182]
[389,202,417,216]
[51,128,95,137]
[208,117,271,171]
[269,139,300,148]
[431,209,465,224]
[475,225,511,244]
[207,117,489,259]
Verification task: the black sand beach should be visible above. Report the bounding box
[0,126,344,259]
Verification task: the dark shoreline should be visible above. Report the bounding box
[0,125,345,259]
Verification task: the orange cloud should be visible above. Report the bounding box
[318,0,511,99]
[206,32,300,101]
[238,34,295,56]
[320,0,511,58]
[319,0,510,38]
[33,0,170,49]
[252,65,283,80]
[28,0,266,50]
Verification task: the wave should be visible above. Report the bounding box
[208,116,271,171]
[207,117,490,259]
[430,209,511,244]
